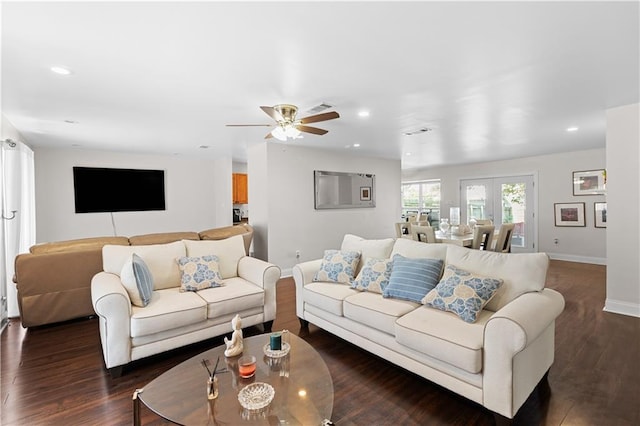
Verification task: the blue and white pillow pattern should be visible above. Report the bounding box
[383,254,444,303]
[120,253,154,307]
[177,255,224,292]
[313,250,361,285]
[352,258,393,293]
[422,265,503,323]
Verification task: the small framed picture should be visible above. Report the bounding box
[554,202,586,227]
[360,186,371,201]
[573,170,606,196]
[594,202,607,228]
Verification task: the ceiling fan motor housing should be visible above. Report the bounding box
[274,104,298,123]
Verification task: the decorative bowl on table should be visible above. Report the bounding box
[263,342,290,358]
[238,382,275,411]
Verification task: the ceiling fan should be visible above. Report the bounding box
[226,104,340,141]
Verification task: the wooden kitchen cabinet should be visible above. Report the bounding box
[232,173,248,204]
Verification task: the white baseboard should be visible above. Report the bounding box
[547,253,606,265]
[604,299,640,318]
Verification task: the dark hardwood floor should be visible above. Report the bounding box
[2,260,639,425]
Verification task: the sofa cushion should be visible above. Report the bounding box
[383,255,444,303]
[395,305,493,374]
[390,238,448,261]
[129,231,200,246]
[444,244,548,311]
[183,235,245,279]
[120,254,154,307]
[30,236,129,254]
[352,258,393,293]
[423,265,503,323]
[313,250,361,285]
[177,255,224,292]
[130,287,207,337]
[103,241,186,290]
[344,292,418,335]
[341,234,395,275]
[303,282,359,317]
[196,277,264,319]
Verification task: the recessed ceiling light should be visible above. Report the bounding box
[406,152,412,156]
[357,111,370,118]
[353,143,360,148]
[566,127,579,132]
[51,66,72,75]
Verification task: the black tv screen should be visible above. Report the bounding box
[73,167,166,213]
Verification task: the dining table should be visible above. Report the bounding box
[435,228,500,248]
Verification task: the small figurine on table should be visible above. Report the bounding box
[224,314,243,357]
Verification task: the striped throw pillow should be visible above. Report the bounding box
[383,254,444,302]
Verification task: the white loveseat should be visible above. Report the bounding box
[91,235,281,376]
[293,235,565,420]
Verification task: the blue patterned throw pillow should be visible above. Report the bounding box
[422,265,503,323]
[177,255,224,292]
[352,258,393,293]
[313,250,361,285]
[383,254,444,302]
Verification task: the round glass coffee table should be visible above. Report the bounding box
[134,333,334,425]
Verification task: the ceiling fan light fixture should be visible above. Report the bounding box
[285,126,301,138]
[272,126,287,141]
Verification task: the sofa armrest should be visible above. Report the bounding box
[91,272,133,369]
[483,288,565,417]
[292,259,323,286]
[237,256,281,322]
[292,259,323,321]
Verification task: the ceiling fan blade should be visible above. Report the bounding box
[260,106,284,122]
[298,111,340,125]
[226,124,271,127]
[296,125,328,135]
[264,132,273,139]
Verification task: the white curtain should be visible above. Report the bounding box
[1,140,35,319]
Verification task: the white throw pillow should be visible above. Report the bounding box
[183,235,245,279]
[341,234,395,275]
[104,241,186,290]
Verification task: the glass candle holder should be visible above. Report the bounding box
[207,375,219,400]
[238,355,257,378]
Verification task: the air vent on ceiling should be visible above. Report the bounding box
[307,103,333,114]
[403,127,433,136]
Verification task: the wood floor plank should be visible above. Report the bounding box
[1,260,639,425]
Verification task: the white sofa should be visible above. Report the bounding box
[293,234,565,421]
[91,235,281,376]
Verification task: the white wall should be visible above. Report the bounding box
[605,103,639,317]
[34,148,232,242]
[249,143,401,274]
[403,148,606,263]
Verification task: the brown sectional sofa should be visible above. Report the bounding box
[13,224,253,327]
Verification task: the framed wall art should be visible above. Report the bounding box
[554,202,586,227]
[594,202,607,228]
[360,186,372,201]
[573,169,606,196]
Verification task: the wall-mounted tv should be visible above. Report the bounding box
[73,167,166,213]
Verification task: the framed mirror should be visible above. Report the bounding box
[314,170,376,209]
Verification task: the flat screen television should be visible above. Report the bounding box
[73,167,166,213]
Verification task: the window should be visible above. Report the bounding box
[401,180,441,226]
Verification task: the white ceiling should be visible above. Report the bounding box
[2,1,638,170]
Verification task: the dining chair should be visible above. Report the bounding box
[474,219,493,226]
[471,225,495,250]
[492,223,516,253]
[394,222,411,238]
[410,224,436,243]
[407,213,419,223]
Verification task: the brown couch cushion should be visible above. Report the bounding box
[128,232,200,246]
[199,224,253,254]
[29,236,129,254]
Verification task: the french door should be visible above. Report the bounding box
[460,175,536,253]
